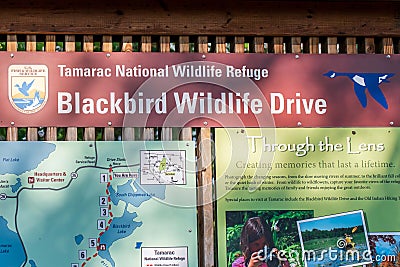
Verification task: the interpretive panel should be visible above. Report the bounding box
[216,128,400,267]
[0,141,197,267]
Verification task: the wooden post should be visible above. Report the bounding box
[160,36,173,141]
[346,37,357,54]
[291,37,302,54]
[309,37,319,54]
[365,37,375,54]
[327,37,338,54]
[26,35,38,141]
[6,35,18,141]
[102,35,115,141]
[253,36,264,54]
[197,36,214,267]
[234,36,244,53]
[65,35,78,141]
[382,38,394,54]
[179,36,192,141]
[197,126,213,267]
[216,36,226,53]
[122,35,136,141]
[83,35,96,141]
[274,37,284,55]
[140,36,154,141]
[45,35,57,141]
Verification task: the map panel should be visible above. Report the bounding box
[0,141,197,267]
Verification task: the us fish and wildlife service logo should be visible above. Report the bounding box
[8,65,48,114]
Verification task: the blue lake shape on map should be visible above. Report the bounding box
[135,241,143,249]
[109,179,165,207]
[11,178,22,193]
[29,259,37,267]
[0,142,56,175]
[98,206,142,267]
[74,234,84,245]
[0,216,25,267]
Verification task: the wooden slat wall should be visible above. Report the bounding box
[1,2,400,266]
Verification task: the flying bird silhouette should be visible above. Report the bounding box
[323,71,394,109]
[14,79,35,97]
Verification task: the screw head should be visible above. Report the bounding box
[38,129,45,138]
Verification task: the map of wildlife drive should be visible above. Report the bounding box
[0,141,197,267]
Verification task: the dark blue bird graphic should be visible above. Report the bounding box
[14,79,35,97]
[323,71,394,109]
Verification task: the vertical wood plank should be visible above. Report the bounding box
[197,35,215,267]
[6,35,18,141]
[45,35,57,141]
[365,37,375,54]
[327,37,338,54]
[197,129,214,267]
[179,36,190,53]
[291,37,302,54]
[140,36,154,140]
[102,35,113,54]
[234,36,244,53]
[383,38,394,54]
[102,35,115,141]
[6,126,17,141]
[141,36,152,53]
[65,35,78,141]
[253,37,264,53]
[83,35,94,52]
[309,37,319,54]
[83,35,96,141]
[346,37,357,54]
[26,35,38,141]
[160,36,173,141]
[122,36,136,141]
[83,36,95,140]
[179,36,192,141]
[198,36,208,54]
[122,35,133,52]
[273,37,284,54]
[160,36,170,53]
[45,35,56,52]
[216,36,226,53]
[7,34,17,52]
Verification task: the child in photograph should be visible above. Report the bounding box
[232,217,289,267]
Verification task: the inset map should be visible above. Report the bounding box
[140,150,186,185]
